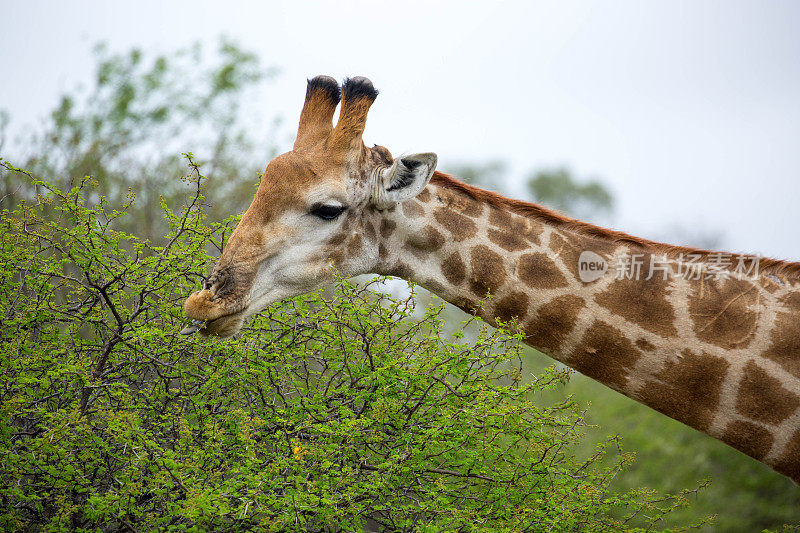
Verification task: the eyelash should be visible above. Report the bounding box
[310,204,347,221]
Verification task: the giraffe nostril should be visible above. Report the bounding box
[203,277,219,298]
[205,270,232,300]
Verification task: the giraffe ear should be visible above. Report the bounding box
[375,153,437,209]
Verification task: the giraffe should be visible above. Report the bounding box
[183,75,800,483]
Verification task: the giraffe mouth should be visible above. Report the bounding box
[180,319,207,335]
[180,311,245,338]
[182,285,250,338]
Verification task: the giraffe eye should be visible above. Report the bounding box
[310,204,347,221]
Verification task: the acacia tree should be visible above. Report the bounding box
[0,160,705,531]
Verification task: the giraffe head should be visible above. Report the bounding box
[183,76,437,336]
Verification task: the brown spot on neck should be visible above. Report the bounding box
[637,349,729,431]
[571,320,642,392]
[404,226,445,259]
[488,228,529,252]
[460,199,484,218]
[401,200,424,218]
[390,261,413,280]
[488,207,542,244]
[469,245,507,297]
[516,252,569,289]
[441,251,466,285]
[721,420,774,461]
[493,291,530,324]
[488,208,513,229]
[433,207,478,241]
[762,291,800,378]
[736,360,800,425]
[454,296,479,315]
[436,187,484,218]
[688,278,759,349]
[594,268,678,338]
[524,294,584,354]
[774,428,800,482]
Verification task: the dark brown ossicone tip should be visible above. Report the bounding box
[307,75,341,104]
[342,76,379,101]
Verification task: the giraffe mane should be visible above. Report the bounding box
[431,171,800,283]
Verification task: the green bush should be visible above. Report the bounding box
[0,160,704,531]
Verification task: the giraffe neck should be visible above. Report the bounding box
[374,174,800,482]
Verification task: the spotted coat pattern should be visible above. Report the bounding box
[376,183,800,482]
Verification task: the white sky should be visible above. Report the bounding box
[2,0,799,260]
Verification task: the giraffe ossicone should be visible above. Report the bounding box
[183,75,800,483]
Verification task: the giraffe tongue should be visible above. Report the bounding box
[180,319,207,335]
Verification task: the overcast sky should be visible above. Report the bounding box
[2,0,799,260]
